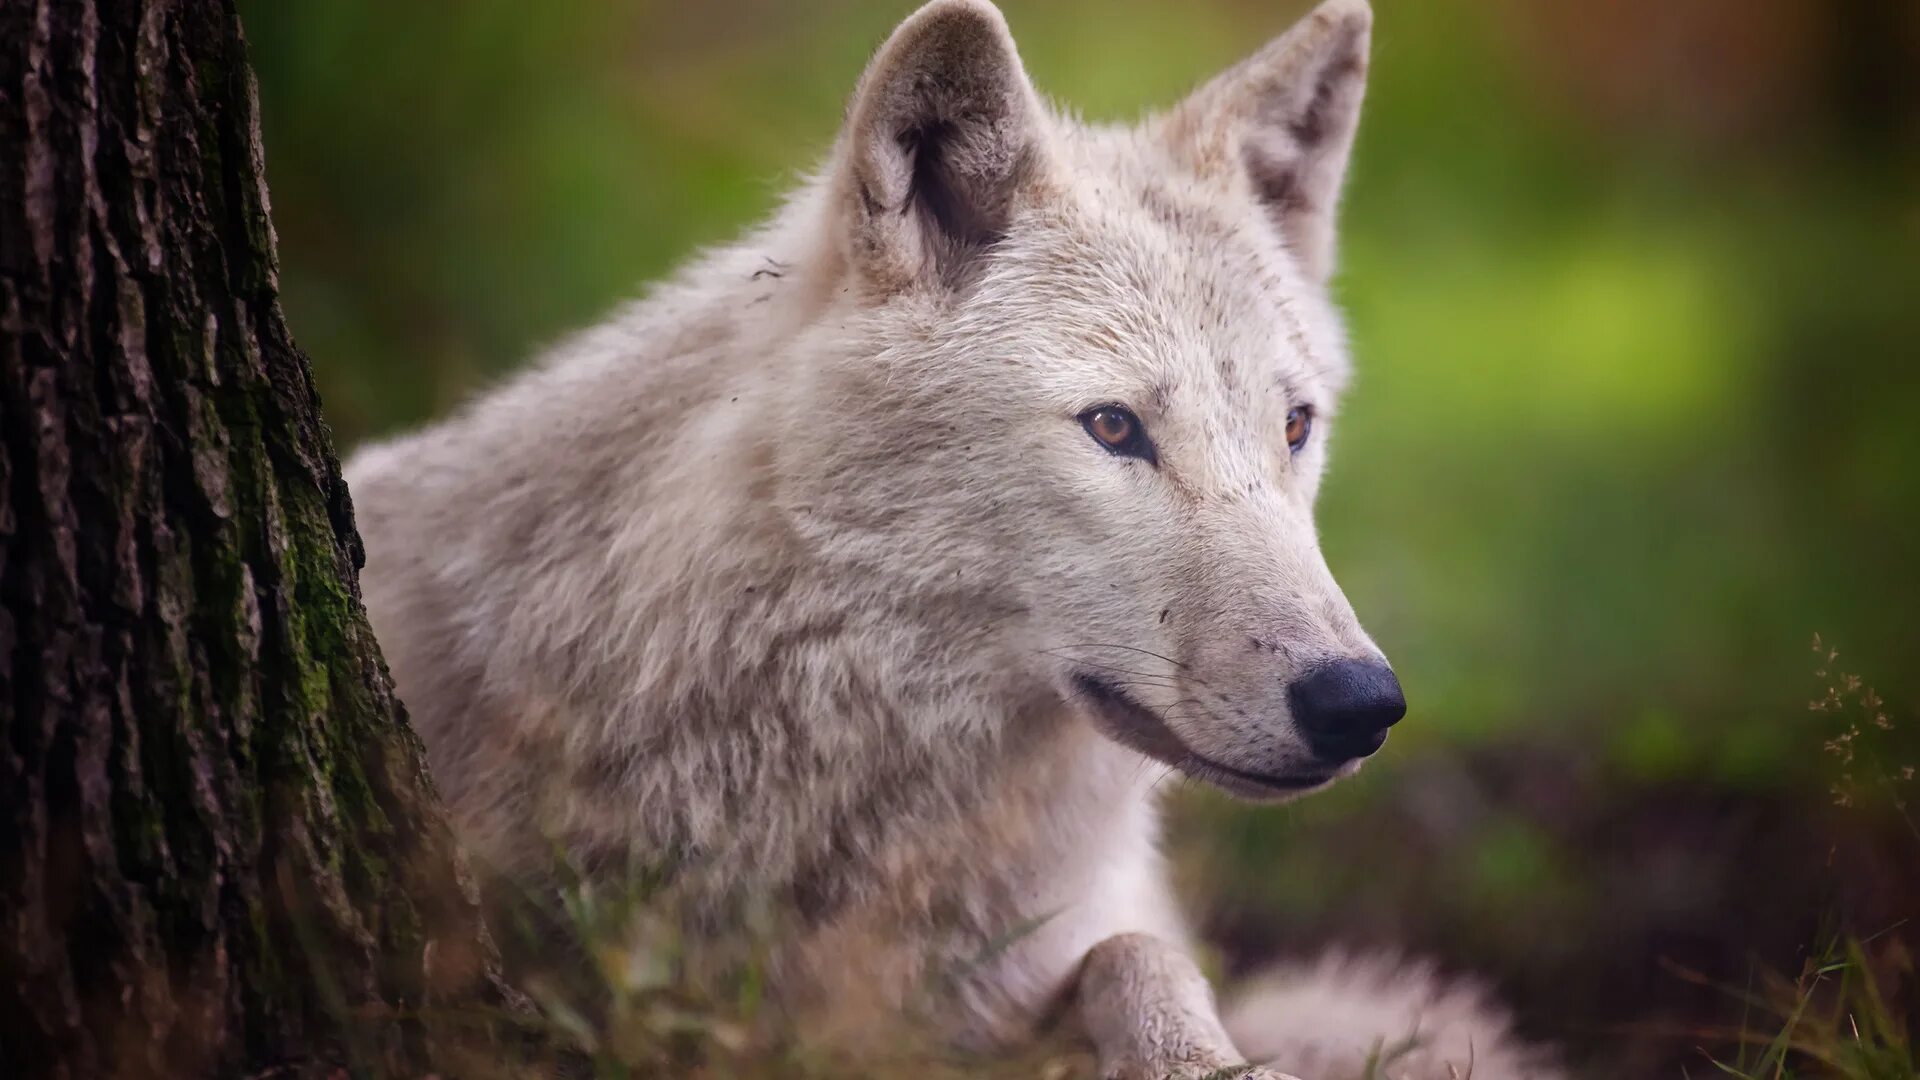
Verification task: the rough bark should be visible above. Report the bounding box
[0,2,522,1076]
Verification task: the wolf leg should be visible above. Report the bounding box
[1078,933,1301,1080]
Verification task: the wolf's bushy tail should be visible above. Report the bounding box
[1222,951,1565,1080]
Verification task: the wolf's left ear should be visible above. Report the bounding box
[1160,0,1370,284]
[832,0,1054,294]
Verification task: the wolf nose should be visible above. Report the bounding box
[1287,659,1407,762]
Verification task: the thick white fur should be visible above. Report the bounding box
[345,1,1560,1076]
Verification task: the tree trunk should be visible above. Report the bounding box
[0,2,522,1076]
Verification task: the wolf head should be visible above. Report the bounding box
[778,0,1397,801]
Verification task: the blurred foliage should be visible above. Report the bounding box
[241,0,1920,1074]
[1686,931,1916,1080]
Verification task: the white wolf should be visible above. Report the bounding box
[347,1,1560,1076]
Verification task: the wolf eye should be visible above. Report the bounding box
[1285,406,1313,453]
[1080,405,1156,465]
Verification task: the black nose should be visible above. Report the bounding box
[1287,659,1407,762]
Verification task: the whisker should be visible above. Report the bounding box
[1147,764,1184,795]
[1038,655,1185,687]
[1126,755,1157,790]
[1276,358,1347,390]
[1042,643,1191,672]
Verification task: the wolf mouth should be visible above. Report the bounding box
[1070,673,1333,796]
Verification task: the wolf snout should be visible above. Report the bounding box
[1286,659,1406,763]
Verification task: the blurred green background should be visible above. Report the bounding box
[242,1,1920,1074]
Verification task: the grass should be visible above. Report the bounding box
[1678,640,1919,1080]
[1682,932,1915,1080]
[464,851,1100,1079]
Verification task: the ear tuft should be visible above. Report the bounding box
[834,0,1051,294]
[1162,0,1371,283]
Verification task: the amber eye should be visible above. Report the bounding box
[1285,406,1313,453]
[1079,405,1156,465]
[1087,407,1134,446]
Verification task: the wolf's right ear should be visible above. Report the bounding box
[831,0,1053,295]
